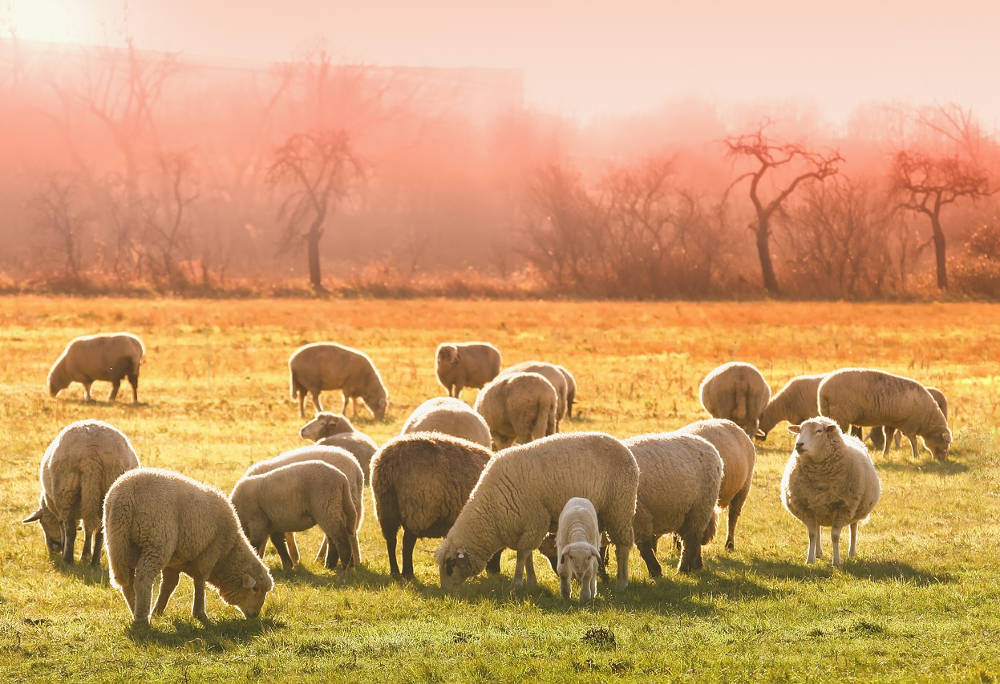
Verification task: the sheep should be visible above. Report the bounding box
[231,461,360,571]
[624,433,722,576]
[698,361,771,438]
[868,386,949,452]
[243,445,365,567]
[474,371,558,449]
[677,418,756,550]
[500,361,569,423]
[103,468,274,627]
[370,433,501,579]
[22,420,139,565]
[818,368,952,461]
[436,431,638,592]
[289,342,388,419]
[298,411,378,481]
[435,342,502,398]
[401,397,492,448]
[757,373,826,440]
[781,417,881,565]
[557,365,578,419]
[47,332,145,403]
[299,411,356,439]
[555,497,601,602]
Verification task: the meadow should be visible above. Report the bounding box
[1,296,999,682]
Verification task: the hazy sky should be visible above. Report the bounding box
[8,0,999,124]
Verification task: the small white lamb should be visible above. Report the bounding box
[555,497,601,603]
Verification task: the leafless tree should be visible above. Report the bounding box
[140,152,199,289]
[725,124,843,295]
[31,174,89,283]
[892,150,992,289]
[267,130,363,293]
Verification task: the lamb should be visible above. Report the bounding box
[677,418,756,550]
[699,362,771,438]
[289,342,388,419]
[299,411,378,481]
[500,361,569,423]
[557,365,578,419]
[104,468,273,627]
[868,386,949,452]
[474,372,558,449]
[370,433,501,579]
[23,420,140,565]
[401,397,493,448]
[781,417,881,565]
[624,433,722,576]
[818,368,952,460]
[555,497,601,602]
[47,332,145,403]
[243,445,365,567]
[436,431,638,592]
[231,461,361,571]
[435,342,502,398]
[757,373,826,440]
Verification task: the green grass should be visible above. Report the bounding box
[1,297,999,681]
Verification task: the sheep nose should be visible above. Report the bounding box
[795,443,805,453]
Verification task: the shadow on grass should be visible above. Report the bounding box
[126,615,283,649]
[840,559,955,585]
[267,562,395,591]
[52,557,109,586]
[712,554,954,586]
[61,398,150,410]
[875,456,969,475]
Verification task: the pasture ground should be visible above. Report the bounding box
[1,297,998,681]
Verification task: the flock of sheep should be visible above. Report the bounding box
[24,331,953,628]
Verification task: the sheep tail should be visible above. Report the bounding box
[702,508,718,546]
[533,400,554,438]
[289,367,303,401]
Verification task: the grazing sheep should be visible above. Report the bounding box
[289,342,388,419]
[317,433,378,483]
[781,417,881,565]
[299,412,356,439]
[23,420,140,565]
[624,433,722,576]
[47,332,145,403]
[677,418,756,550]
[401,397,492,448]
[757,373,826,439]
[500,361,569,423]
[104,468,273,627]
[818,368,952,461]
[370,433,501,579]
[555,497,601,602]
[474,372,557,449]
[231,461,360,571]
[435,342,502,398]
[699,362,771,437]
[869,386,949,452]
[244,445,365,567]
[557,365,578,419]
[436,432,638,592]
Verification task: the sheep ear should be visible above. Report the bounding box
[242,574,256,589]
[823,424,838,433]
[787,425,801,434]
[22,509,42,523]
[755,429,766,439]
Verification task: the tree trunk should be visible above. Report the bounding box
[931,214,948,290]
[307,227,325,294]
[755,219,780,295]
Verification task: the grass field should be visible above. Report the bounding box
[1,296,999,681]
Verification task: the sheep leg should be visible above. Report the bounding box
[152,568,180,616]
[332,532,354,570]
[80,530,93,561]
[270,532,295,571]
[340,393,349,414]
[881,433,892,458]
[485,550,502,575]
[906,433,921,460]
[831,526,842,566]
[83,381,94,402]
[614,541,631,591]
[637,539,661,578]
[893,430,901,449]
[108,378,121,402]
[511,550,528,590]
[315,537,329,564]
[90,530,103,566]
[868,426,886,452]
[677,535,703,574]
[806,521,818,564]
[284,532,300,566]
[726,485,751,551]
[849,521,859,558]
[324,537,340,570]
[128,372,139,403]
[559,572,571,600]
[384,528,400,577]
[525,552,537,588]
[132,552,161,627]
[401,530,418,579]
[310,391,323,414]
[298,390,306,418]
[351,397,360,418]
[191,576,210,624]
[61,518,77,565]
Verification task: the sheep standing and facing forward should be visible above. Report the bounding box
[474,371,557,449]
[104,468,273,627]
[289,342,389,420]
[781,418,881,565]
[23,420,140,565]
[698,362,771,438]
[47,332,145,403]
[555,497,601,602]
[435,342,502,399]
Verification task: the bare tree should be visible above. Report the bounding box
[141,152,199,289]
[267,130,363,293]
[725,125,843,295]
[31,174,89,283]
[892,150,992,289]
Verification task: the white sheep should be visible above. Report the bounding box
[104,468,274,627]
[781,417,881,565]
[624,432,723,575]
[231,460,361,571]
[819,368,952,460]
[299,411,378,482]
[23,420,140,565]
[555,497,601,602]
[500,360,569,424]
[757,373,826,439]
[677,418,756,550]
[47,332,145,403]
[436,432,638,592]
[557,365,578,419]
[289,342,388,419]
[401,397,492,448]
[869,386,949,452]
[435,342,502,399]
[474,371,557,449]
[698,361,771,437]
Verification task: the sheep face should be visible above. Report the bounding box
[437,345,459,366]
[219,571,273,618]
[924,429,952,461]
[558,542,600,587]
[299,412,353,441]
[23,501,63,554]
[367,395,388,420]
[47,364,69,397]
[788,417,841,459]
[436,542,476,590]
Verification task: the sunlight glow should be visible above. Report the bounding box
[10,0,81,44]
